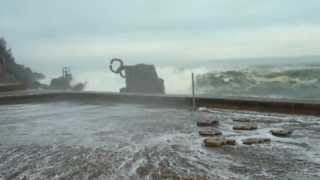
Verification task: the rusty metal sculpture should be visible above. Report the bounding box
[109,58,165,94]
[109,58,127,78]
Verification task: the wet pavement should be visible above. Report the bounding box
[0,101,319,179]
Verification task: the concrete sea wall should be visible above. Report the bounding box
[0,90,320,116]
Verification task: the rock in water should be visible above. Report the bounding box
[50,76,71,90]
[199,128,222,137]
[233,118,257,130]
[197,119,219,127]
[270,128,294,137]
[242,138,271,145]
[50,67,86,91]
[109,59,165,94]
[204,137,236,148]
[197,114,219,127]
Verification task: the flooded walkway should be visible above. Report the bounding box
[0,101,320,179]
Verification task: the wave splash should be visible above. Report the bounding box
[196,66,320,99]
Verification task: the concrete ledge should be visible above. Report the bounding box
[0,83,26,92]
[1,90,320,116]
[0,90,192,108]
[197,96,320,116]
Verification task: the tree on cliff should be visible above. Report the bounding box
[0,37,45,88]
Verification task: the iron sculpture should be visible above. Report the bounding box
[109,58,165,94]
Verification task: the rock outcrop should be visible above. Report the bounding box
[50,67,86,91]
[199,128,222,137]
[270,128,294,137]
[197,119,219,127]
[197,114,219,127]
[233,118,258,130]
[204,137,236,148]
[0,38,45,88]
[242,138,271,145]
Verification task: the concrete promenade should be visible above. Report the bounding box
[1,90,320,116]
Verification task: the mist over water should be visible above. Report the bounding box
[40,66,211,94]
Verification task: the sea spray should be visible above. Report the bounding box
[196,66,320,99]
[40,63,320,99]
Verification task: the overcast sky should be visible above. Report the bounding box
[1,0,320,72]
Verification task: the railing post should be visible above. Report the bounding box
[192,73,196,111]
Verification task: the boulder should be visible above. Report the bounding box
[225,139,237,146]
[197,119,219,127]
[204,137,236,148]
[197,115,219,127]
[50,67,86,91]
[242,138,271,145]
[270,128,294,137]
[199,128,222,137]
[233,118,257,130]
[50,76,71,90]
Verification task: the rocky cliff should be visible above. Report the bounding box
[0,38,45,88]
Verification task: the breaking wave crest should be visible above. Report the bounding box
[196,66,320,99]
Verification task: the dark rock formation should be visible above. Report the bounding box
[50,76,71,90]
[0,38,45,88]
[204,137,236,148]
[233,118,258,130]
[197,119,219,127]
[199,128,222,137]
[109,58,165,94]
[197,114,219,127]
[242,138,271,145]
[270,128,294,137]
[50,67,86,91]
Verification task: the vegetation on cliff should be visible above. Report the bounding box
[0,37,45,88]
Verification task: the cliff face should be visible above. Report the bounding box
[0,38,44,88]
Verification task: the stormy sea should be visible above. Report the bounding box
[2,56,319,180]
[42,56,320,100]
[195,63,320,99]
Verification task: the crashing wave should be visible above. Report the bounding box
[196,67,320,99]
